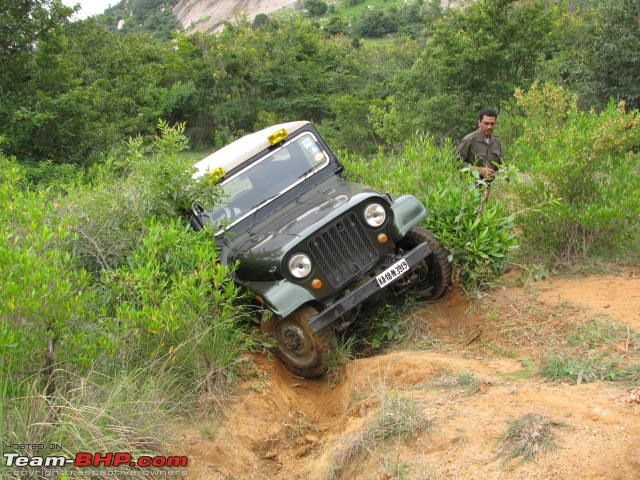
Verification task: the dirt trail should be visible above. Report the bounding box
[172,267,640,479]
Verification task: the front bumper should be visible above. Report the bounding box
[307,241,431,332]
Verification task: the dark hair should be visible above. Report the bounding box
[478,108,498,120]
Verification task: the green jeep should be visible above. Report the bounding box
[189,121,451,378]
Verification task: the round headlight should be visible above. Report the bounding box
[364,203,387,227]
[288,253,312,279]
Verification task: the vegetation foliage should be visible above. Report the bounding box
[1,124,248,467]
[342,135,518,291]
[511,83,640,265]
[497,413,563,463]
[1,0,639,470]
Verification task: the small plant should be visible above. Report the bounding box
[497,413,563,462]
[383,458,410,479]
[541,353,621,384]
[283,410,316,440]
[351,298,416,351]
[568,319,638,351]
[505,357,538,380]
[370,390,432,442]
[428,370,483,395]
[328,389,432,478]
[615,364,640,384]
[326,333,357,388]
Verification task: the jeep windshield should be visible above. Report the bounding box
[204,132,330,232]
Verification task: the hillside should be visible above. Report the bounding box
[172,0,469,33]
[173,0,301,32]
[172,269,640,479]
[101,0,472,36]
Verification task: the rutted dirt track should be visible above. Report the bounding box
[172,268,640,479]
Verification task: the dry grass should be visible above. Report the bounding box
[328,388,432,479]
[426,370,484,396]
[497,413,564,462]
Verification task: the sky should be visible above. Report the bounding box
[62,0,116,19]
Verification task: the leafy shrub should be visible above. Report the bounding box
[354,9,399,38]
[0,123,247,460]
[60,121,244,390]
[303,0,328,17]
[0,155,90,397]
[511,83,640,266]
[64,121,220,272]
[340,135,518,292]
[97,219,247,390]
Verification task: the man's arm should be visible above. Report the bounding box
[455,137,472,167]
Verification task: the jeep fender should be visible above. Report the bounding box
[391,194,428,239]
[244,279,316,319]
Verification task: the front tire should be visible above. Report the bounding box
[398,226,452,300]
[270,306,329,378]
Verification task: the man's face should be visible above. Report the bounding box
[478,115,497,138]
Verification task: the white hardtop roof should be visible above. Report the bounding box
[192,120,311,179]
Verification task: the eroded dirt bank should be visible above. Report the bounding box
[172,268,640,479]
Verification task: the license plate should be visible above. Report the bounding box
[376,258,410,288]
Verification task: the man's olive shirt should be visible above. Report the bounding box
[455,128,504,172]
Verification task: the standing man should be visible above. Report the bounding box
[455,108,504,181]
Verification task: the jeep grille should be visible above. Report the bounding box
[308,213,378,288]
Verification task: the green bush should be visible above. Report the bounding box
[304,0,328,17]
[511,83,640,266]
[97,219,246,386]
[63,121,220,272]
[0,155,91,397]
[0,124,248,461]
[340,135,518,292]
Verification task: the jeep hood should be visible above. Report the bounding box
[227,180,386,282]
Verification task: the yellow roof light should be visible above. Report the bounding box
[206,167,225,184]
[268,128,288,146]
[192,121,310,180]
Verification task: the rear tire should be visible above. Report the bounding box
[398,226,452,300]
[269,306,329,378]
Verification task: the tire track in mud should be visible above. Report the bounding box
[173,271,640,479]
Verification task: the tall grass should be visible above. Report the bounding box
[0,123,250,474]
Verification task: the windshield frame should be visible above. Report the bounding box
[206,130,331,235]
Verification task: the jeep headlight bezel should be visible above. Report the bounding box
[364,203,387,228]
[288,253,313,279]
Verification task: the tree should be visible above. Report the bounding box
[354,9,399,38]
[303,0,328,17]
[199,17,357,140]
[252,13,271,28]
[2,16,193,165]
[375,0,564,142]
[0,0,73,107]
[99,0,180,39]
[584,0,640,109]
[0,0,73,78]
